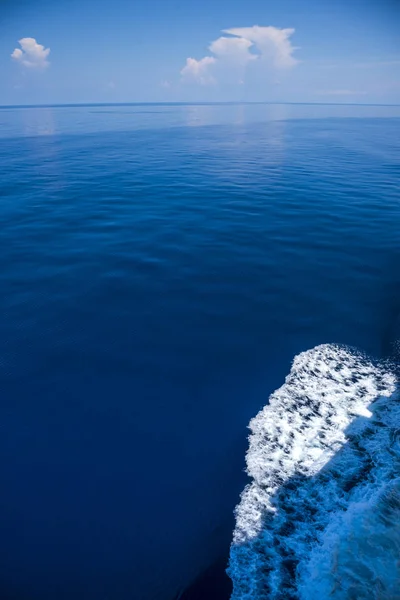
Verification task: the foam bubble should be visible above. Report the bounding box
[228,344,398,600]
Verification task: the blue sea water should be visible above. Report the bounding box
[0,103,399,600]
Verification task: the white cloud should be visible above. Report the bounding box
[209,36,256,65]
[180,56,216,84]
[11,38,50,69]
[224,26,298,68]
[181,25,298,84]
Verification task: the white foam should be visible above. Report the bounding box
[228,344,398,600]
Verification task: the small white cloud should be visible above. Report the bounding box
[161,80,171,88]
[11,38,50,69]
[181,56,216,84]
[181,25,298,85]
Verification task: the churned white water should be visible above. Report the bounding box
[228,344,399,600]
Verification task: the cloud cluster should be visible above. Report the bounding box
[181,25,298,84]
[11,38,50,69]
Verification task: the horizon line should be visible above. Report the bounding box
[1,101,400,110]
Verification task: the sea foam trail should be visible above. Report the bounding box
[228,344,399,600]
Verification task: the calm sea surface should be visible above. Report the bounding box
[0,103,399,600]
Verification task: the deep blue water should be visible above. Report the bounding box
[0,103,399,600]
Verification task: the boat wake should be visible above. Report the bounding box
[228,344,399,600]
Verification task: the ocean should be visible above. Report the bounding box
[0,103,399,600]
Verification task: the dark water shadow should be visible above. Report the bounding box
[176,555,232,600]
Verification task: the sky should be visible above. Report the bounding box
[0,0,399,105]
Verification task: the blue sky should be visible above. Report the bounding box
[1,0,399,105]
